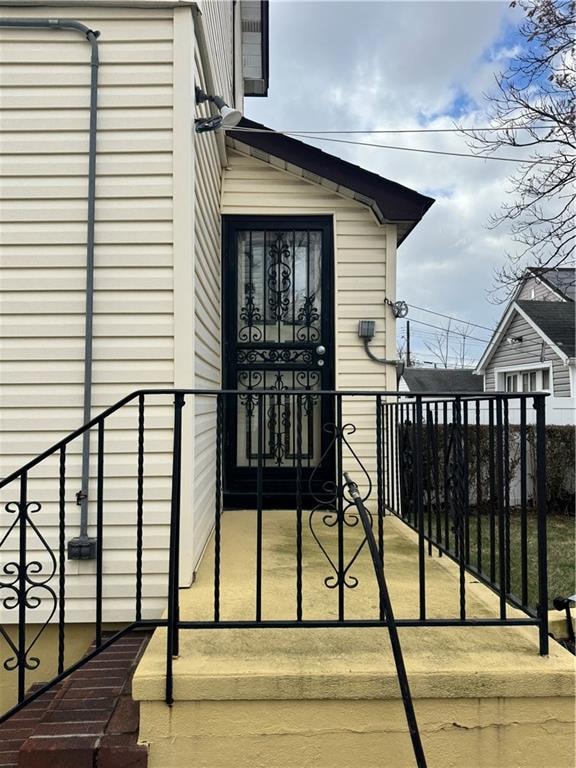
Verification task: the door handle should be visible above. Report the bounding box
[316,345,326,356]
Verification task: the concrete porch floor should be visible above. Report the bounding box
[133,512,575,768]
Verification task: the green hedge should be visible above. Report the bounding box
[538,425,575,516]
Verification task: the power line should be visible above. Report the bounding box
[228,127,556,165]
[400,328,488,345]
[407,304,496,332]
[405,318,491,344]
[288,134,549,165]
[231,125,552,135]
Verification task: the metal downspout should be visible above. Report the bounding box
[0,18,100,558]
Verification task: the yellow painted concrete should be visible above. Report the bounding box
[134,512,576,768]
[0,623,94,713]
[139,697,575,768]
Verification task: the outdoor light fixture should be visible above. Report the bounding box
[506,336,523,345]
[195,86,242,133]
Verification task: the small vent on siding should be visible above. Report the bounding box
[242,20,261,32]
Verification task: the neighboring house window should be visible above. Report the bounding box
[506,373,518,392]
[503,368,550,392]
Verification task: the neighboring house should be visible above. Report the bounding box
[476,268,575,425]
[399,367,483,397]
[515,266,576,303]
[0,1,433,623]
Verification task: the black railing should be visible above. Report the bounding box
[0,389,548,765]
[344,472,426,767]
[383,393,549,653]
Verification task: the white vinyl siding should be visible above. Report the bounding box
[0,6,176,622]
[198,0,234,105]
[221,147,395,481]
[191,36,223,571]
[484,313,571,397]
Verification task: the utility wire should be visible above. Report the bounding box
[407,331,489,347]
[405,318,491,344]
[401,326,488,343]
[407,304,497,332]
[287,133,551,165]
[231,125,552,135]
[228,127,556,165]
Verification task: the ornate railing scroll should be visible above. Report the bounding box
[308,422,374,590]
[1,498,57,682]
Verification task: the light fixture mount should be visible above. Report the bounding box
[385,298,409,318]
[195,87,242,133]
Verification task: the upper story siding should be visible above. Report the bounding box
[198,0,234,105]
[517,276,564,302]
[483,312,571,396]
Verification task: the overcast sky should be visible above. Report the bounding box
[245,0,527,366]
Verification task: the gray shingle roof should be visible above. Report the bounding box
[402,368,483,393]
[517,300,576,358]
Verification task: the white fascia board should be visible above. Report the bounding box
[474,302,518,374]
[514,302,571,364]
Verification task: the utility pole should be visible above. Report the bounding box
[406,321,411,367]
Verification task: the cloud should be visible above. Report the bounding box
[245,0,527,361]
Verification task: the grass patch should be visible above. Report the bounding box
[460,510,575,610]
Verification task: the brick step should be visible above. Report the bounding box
[0,631,151,768]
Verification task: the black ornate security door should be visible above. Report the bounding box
[223,216,335,507]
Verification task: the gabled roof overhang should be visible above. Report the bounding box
[475,300,573,374]
[227,118,435,245]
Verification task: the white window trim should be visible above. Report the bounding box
[494,362,553,393]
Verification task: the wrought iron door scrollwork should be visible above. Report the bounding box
[308,423,374,590]
[296,292,320,341]
[238,281,263,342]
[1,500,57,674]
[295,371,320,416]
[267,233,292,321]
[237,347,313,365]
[266,372,291,465]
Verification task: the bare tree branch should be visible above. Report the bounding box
[461,0,575,302]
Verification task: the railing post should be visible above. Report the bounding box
[256,393,263,622]
[166,392,185,705]
[135,393,145,623]
[58,448,66,675]
[534,394,549,655]
[214,393,223,622]
[95,419,105,648]
[376,394,384,560]
[452,398,466,621]
[519,397,528,607]
[414,396,426,621]
[336,393,345,621]
[495,396,507,620]
[17,472,28,704]
[296,394,303,622]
